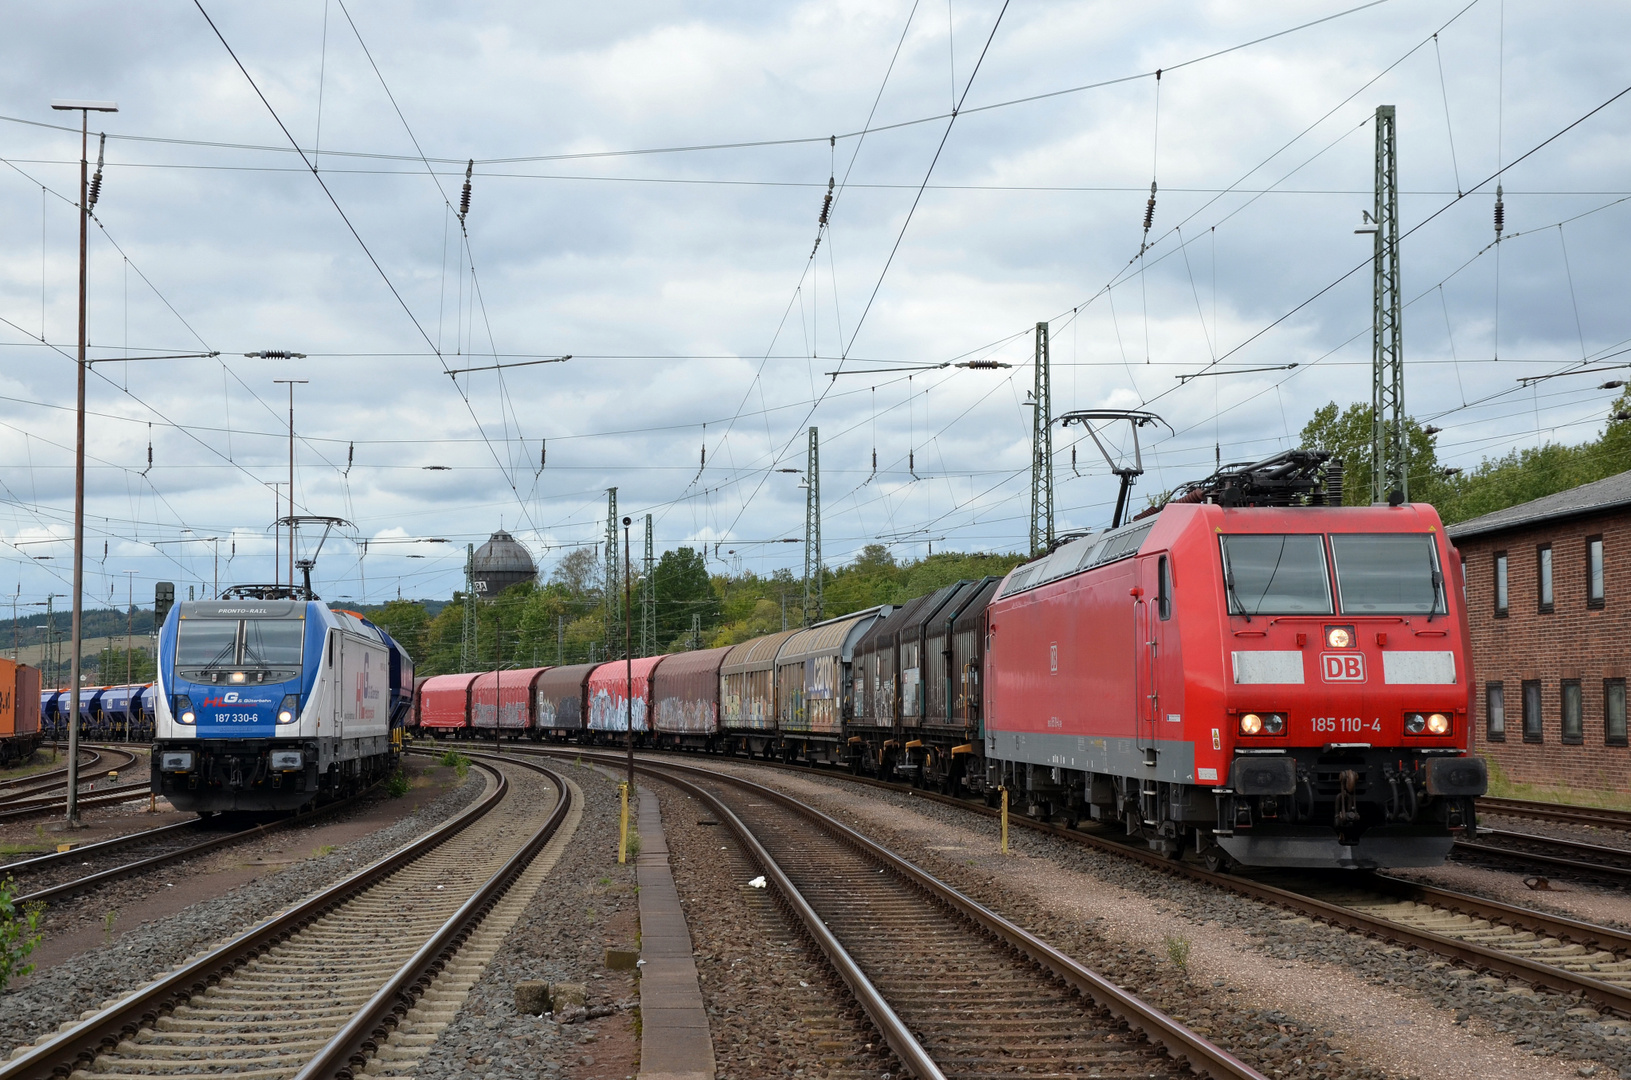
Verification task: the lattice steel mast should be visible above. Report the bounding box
[641,513,655,655]
[1029,322,1054,555]
[803,426,822,626]
[604,488,619,655]
[461,542,476,669]
[1370,104,1406,504]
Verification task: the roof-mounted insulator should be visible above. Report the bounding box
[459,159,473,224]
[86,133,106,212]
[1493,183,1505,238]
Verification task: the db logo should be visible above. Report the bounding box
[1321,653,1366,682]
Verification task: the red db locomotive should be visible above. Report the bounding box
[983,451,1486,869]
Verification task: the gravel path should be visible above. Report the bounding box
[412,761,641,1080]
[0,764,485,1059]
[694,758,1615,1080]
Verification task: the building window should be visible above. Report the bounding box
[1588,536,1605,608]
[1606,679,1628,746]
[1485,681,1505,741]
[1494,551,1508,616]
[1522,679,1543,742]
[1538,545,1553,612]
[1561,680,1583,744]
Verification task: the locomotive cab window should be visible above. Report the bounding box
[1330,534,1446,615]
[1157,555,1173,620]
[1218,534,1332,616]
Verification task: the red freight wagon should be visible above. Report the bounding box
[586,656,665,736]
[471,667,549,737]
[534,662,598,737]
[410,676,431,734]
[984,472,1483,870]
[418,673,478,736]
[651,646,732,748]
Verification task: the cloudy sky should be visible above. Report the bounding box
[2,0,1628,611]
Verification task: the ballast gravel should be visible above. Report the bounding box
[0,766,485,1060]
[411,761,641,1080]
[693,758,1612,1080]
[654,782,897,1080]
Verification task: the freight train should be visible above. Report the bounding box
[412,451,1487,870]
[42,683,158,742]
[150,587,415,813]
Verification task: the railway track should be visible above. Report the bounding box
[0,751,575,1080]
[0,747,139,808]
[1479,796,1631,832]
[559,747,1266,1080]
[0,784,384,906]
[1453,826,1631,884]
[519,744,1631,1023]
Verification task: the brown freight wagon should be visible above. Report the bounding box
[651,646,732,749]
[918,577,1002,790]
[534,662,598,738]
[852,590,946,729]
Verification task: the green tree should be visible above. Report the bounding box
[0,879,43,993]
[1299,400,1446,507]
[92,645,155,683]
[651,547,720,647]
[365,599,430,657]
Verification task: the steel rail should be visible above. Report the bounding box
[10,785,384,906]
[546,745,1631,1020]
[0,756,515,1080]
[1370,874,1631,957]
[0,779,150,820]
[1455,828,1631,883]
[1478,796,1631,832]
[293,749,573,1080]
[0,747,136,804]
[0,748,100,794]
[553,747,1269,1080]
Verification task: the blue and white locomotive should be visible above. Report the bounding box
[151,587,414,813]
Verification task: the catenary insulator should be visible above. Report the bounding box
[86,133,106,211]
[1143,181,1157,233]
[1493,183,1505,236]
[459,159,473,222]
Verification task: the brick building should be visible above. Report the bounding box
[1446,471,1631,793]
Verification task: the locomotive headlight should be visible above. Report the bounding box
[1262,713,1286,735]
[173,695,196,725]
[1426,712,1451,735]
[1404,712,1426,734]
[1325,625,1355,649]
[228,671,246,684]
[1239,713,1264,735]
[276,694,299,725]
